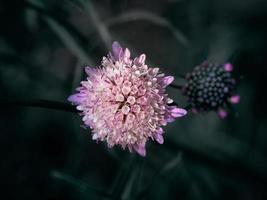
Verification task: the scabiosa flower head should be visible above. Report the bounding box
[182,61,240,118]
[68,41,187,156]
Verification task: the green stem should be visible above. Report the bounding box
[51,170,111,198]
[0,98,77,113]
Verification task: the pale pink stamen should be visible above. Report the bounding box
[115,94,124,102]
[127,96,136,105]
[122,86,131,95]
[122,105,130,115]
[218,109,227,119]
[132,104,141,113]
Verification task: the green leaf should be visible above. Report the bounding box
[25,0,93,65]
[51,170,111,199]
[44,17,92,64]
[105,11,189,47]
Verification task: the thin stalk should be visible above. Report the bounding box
[111,155,138,200]
[0,98,77,113]
[51,170,111,198]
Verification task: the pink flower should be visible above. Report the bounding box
[68,42,187,156]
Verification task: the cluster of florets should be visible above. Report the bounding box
[182,61,240,118]
[68,42,187,156]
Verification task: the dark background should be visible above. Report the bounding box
[1,0,267,199]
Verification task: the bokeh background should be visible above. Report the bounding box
[1,0,267,199]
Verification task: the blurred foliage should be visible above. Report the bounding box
[1,0,267,199]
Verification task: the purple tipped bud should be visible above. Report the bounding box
[218,109,227,119]
[124,48,131,58]
[156,127,164,135]
[138,54,146,64]
[134,144,146,157]
[154,134,164,144]
[171,108,187,117]
[229,95,240,104]
[112,41,123,61]
[68,94,83,104]
[162,76,174,86]
[224,63,233,72]
[85,66,94,75]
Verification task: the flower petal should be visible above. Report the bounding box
[154,134,164,144]
[156,127,164,135]
[85,66,94,75]
[68,94,84,104]
[171,108,187,118]
[134,144,146,157]
[112,41,123,61]
[124,48,131,58]
[139,54,146,64]
[224,63,233,72]
[229,95,240,104]
[165,116,175,122]
[161,76,174,86]
[218,109,227,119]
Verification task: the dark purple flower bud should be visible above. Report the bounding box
[182,61,240,118]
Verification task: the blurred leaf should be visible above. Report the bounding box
[111,155,139,199]
[121,157,144,200]
[44,17,92,64]
[25,0,92,65]
[24,8,38,32]
[51,170,111,199]
[165,136,267,185]
[70,0,112,50]
[105,10,189,47]
[138,152,183,198]
[0,51,63,85]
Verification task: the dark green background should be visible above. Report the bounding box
[1,0,267,199]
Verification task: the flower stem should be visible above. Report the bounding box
[51,170,111,198]
[0,98,77,113]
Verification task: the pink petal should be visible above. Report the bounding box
[229,95,240,104]
[162,76,174,86]
[124,48,131,58]
[112,41,123,61]
[156,127,164,135]
[85,66,94,75]
[68,94,83,104]
[171,108,187,118]
[154,134,164,144]
[138,54,146,64]
[224,63,233,72]
[218,109,227,119]
[134,144,146,157]
[165,116,175,122]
